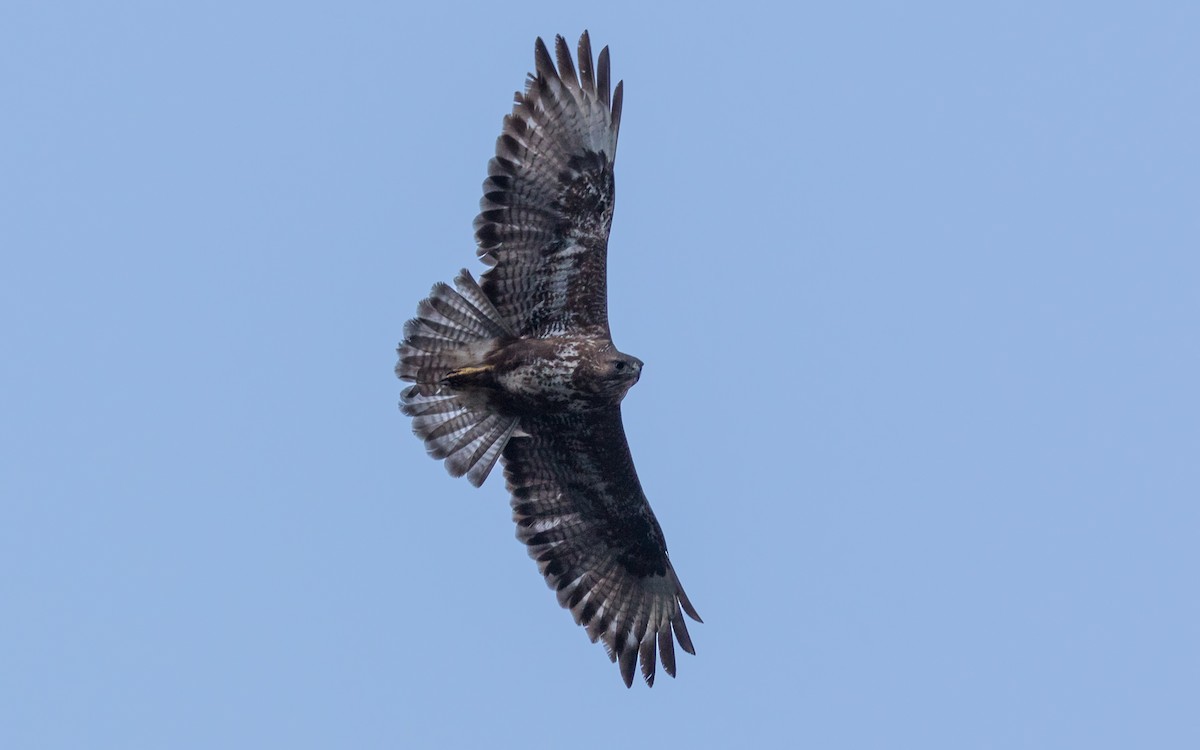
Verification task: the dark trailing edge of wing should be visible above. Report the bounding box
[504,408,701,687]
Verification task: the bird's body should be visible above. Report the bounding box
[459,336,643,413]
[396,32,700,687]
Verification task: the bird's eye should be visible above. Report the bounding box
[614,361,626,371]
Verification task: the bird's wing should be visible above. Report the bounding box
[503,407,700,687]
[474,32,622,338]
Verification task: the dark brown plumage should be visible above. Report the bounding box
[396,32,700,687]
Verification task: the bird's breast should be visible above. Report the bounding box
[486,337,610,414]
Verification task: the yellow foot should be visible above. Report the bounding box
[442,365,493,387]
[445,365,492,378]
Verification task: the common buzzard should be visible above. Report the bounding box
[396,32,700,687]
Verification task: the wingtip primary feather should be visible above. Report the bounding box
[658,621,676,677]
[639,632,657,686]
[577,31,595,94]
[611,79,624,140]
[673,568,703,623]
[533,36,557,83]
[597,46,611,107]
[672,614,696,656]
[554,34,578,87]
[617,641,637,688]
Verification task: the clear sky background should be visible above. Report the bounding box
[3,2,1197,748]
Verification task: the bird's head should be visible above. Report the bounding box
[602,351,643,400]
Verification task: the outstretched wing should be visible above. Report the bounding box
[503,408,701,687]
[474,32,623,338]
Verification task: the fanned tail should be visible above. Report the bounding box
[396,270,518,486]
[400,388,519,487]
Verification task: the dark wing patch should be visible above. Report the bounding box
[474,31,624,338]
[503,408,701,687]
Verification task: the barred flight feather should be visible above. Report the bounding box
[473,33,622,337]
[505,409,701,687]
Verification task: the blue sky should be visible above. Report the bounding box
[2,1,1197,748]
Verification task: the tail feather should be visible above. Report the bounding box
[418,286,507,340]
[396,269,513,389]
[397,270,518,486]
[455,414,520,487]
[400,387,518,487]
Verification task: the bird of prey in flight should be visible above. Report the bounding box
[396,31,700,687]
